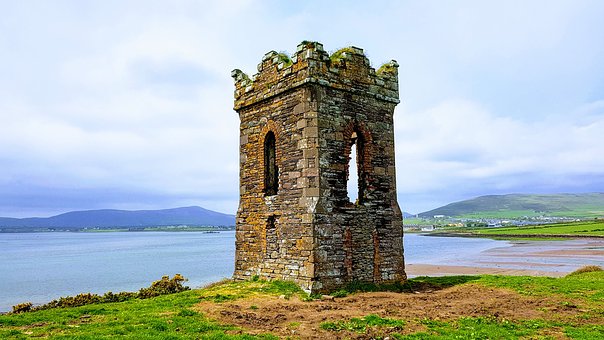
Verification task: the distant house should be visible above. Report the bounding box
[433,215,445,219]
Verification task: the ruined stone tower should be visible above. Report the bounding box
[232,41,405,293]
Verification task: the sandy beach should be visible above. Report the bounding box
[406,237,604,277]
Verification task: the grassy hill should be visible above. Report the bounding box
[419,193,604,218]
[0,206,235,232]
[2,271,603,338]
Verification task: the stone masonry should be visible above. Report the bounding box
[232,41,406,293]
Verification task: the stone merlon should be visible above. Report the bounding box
[231,41,400,110]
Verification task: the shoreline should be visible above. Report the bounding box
[406,236,604,277]
[421,231,604,239]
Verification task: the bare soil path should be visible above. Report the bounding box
[195,281,598,339]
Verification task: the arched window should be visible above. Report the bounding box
[347,131,364,204]
[264,131,278,195]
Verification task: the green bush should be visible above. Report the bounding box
[138,274,190,298]
[102,291,137,302]
[11,302,32,314]
[11,274,190,313]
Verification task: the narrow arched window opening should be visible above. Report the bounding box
[264,131,278,195]
[347,131,364,204]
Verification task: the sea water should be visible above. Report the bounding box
[1,232,600,312]
[0,231,234,312]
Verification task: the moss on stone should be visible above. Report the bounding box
[330,47,357,67]
[276,52,293,67]
[376,62,397,76]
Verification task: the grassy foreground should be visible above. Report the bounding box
[1,270,603,339]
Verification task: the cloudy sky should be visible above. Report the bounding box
[1,0,603,217]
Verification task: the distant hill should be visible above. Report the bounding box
[0,206,235,231]
[418,193,604,218]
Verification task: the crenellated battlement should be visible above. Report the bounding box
[231,41,399,110]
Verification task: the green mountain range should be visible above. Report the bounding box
[418,193,604,218]
[0,206,235,232]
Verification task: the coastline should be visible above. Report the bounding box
[406,236,604,277]
[422,231,604,239]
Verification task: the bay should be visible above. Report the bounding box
[0,231,234,312]
[2,231,599,312]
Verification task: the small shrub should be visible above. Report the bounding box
[11,274,190,314]
[566,265,603,277]
[138,274,190,298]
[102,291,137,303]
[11,302,32,314]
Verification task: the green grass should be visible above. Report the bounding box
[408,271,604,303]
[470,219,604,237]
[402,217,427,225]
[197,278,305,303]
[390,317,604,339]
[0,279,300,339]
[320,314,404,333]
[476,270,604,302]
[2,273,603,339]
[394,317,553,339]
[0,290,276,339]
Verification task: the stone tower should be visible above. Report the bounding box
[231,41,405,293]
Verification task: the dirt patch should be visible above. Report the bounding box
[194,284,598,339]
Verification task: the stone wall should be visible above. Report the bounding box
[232,41,406,293]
